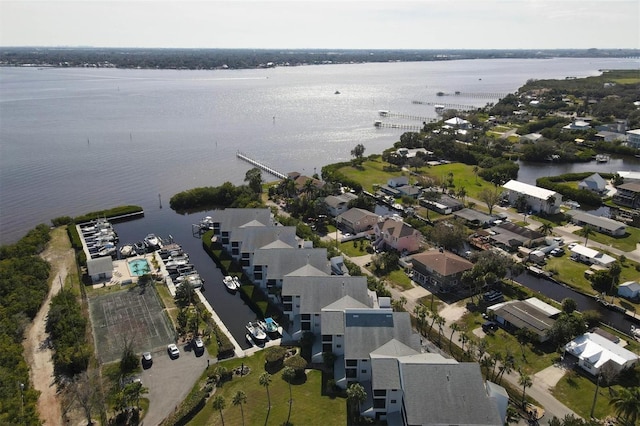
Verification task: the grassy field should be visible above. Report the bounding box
[575,226,640,252]
[189,350,346,425]
[336,159,495,200]
[338,239,371,257]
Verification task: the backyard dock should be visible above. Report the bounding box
[236,151,287,180]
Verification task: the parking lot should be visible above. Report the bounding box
[139,343,212,425]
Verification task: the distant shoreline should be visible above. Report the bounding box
[1,47,638,71]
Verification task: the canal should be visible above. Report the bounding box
[513,272,640,336]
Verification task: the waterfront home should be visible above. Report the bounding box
[324,192,358,217]
[519,132,544,143]
[281,275,375,341]
[626,128,640,149]
[487,298,560,343]
[420,193,464,215]
[87,256,114,283]
[409,250,473,293]
[287,171,325,194]
[387,176,409,188]
[336,208,380,234]
[618,281,640,301]
[502,180,562,214]
[444,116,470,129]
[453,207,494,227]
[209,208,274,245]
[566,210,627,237]
[562,120,592,131]
[578,173,607,195]
[564,332,639,377]
[569,244,616,268]
[487,222,545,251]
[373,217,422,254]
[251,247,330,294]
[229,225,299,270]
[613,182,640,209]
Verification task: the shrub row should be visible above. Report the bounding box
[73,205,143,223]
[159,387,208,426]
[537,174,610,207]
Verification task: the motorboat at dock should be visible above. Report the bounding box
[223,275,240,291]
[246,321,267,341]
[119,244,136,258]
[259,317,280,335]
[144,233,161,250]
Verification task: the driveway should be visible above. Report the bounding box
[139,343,213,425]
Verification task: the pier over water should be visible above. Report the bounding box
[236,151,287,180]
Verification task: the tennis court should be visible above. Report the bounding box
[88,285,175,364]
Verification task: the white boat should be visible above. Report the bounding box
[176,273,203,288]
[119,244,135,258]
[144,233,160,249]
[223,275,239,291]
[164,258,189,269]
[631,325,640,340]
[246,321,267,341]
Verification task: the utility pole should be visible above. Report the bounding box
[590,373,602,419]
[19,382,24,425]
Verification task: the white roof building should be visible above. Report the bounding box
[565,332,639,376]
[569,244,616,268]
[617,170,640,182]
[502,180,562,214]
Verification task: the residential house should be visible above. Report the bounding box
[613,182,640,209]
[488,222,545,251]
[487,298,560,342]
[420,194,463,215]
[288,172,325,194]
[387,176,409,188]
[373,217,422,254]
[578,173,607,195]
[251,247,330,293]
[336,208,380,234]
[444,116,470,129]
[520,133,544,143]
[566,210,627,237]
[453,208,494,227]
[281,276,374,340]
[564,332,639,376]
[626,128,640,149]
[410,250,473,293]
[395,185,421,198]
[87,256,113,283]
[325,192,358,217]
[562,120,592,131]
[366,343,505,425]
[569,244,616,268]
[618,281,640,301]
[502,180,562,214]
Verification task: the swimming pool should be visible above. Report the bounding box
[128,259,151,276]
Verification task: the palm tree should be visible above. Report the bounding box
[212,395,226,426]
[259,372,272,410]
[497,350,515,384]
[436,315,446,346]
[449,323,460,353]
[428,312,440,336]
[346,383,367,423]
[232,390,247,426]
[518,370,532,408]
[538,222,553,236]
[580,224,594,247]
[609,387,640,426]
[282,366,296,425]
[472,165,479,183]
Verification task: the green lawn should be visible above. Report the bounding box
[387,269,414,291]
[189,350,346,426]
[575,226,640,252]
[336,159,495,200]
[545,254,596,296]
[338,239,371,257]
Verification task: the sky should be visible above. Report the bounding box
[0,0,638,50]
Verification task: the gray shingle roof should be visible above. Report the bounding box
[282,276,371,313]
[566,210,626,233]
[215,208,272,231]
[336,208,379,223]
[231,226,298,252]
[371,357,401,390]
[344,312,420,359]
[253,248,329,279]
[401,362,502,425]
[321,310,345,334]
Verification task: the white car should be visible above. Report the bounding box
[167,343,180,359]
[568,242,578,250]
[193,336,204,350]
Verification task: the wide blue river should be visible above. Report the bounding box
[1,57,639,244]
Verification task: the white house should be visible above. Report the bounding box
[618,281,640,301]
[87,256,113,283]
[569,244,616,268]
[566,210,627,237]
[626,129,640,149]
[502,180,562,214]
[564,332,639,376]
[578,173,607,194]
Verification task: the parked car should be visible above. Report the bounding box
[192,336,204,354]
[482,321,499,333]
[483,290,504,303]
[167,343,180,359]
[141,351,152,368]
[551,248,565,257]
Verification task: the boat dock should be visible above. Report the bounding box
[433,91,508,99]
[236,151,287,180]
[411,100,476,111]
[374,121,423,131]
[378,110,437,122]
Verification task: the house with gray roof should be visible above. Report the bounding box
[229,225,299,271]
[209,208,273,245]
[578,173,607,194]
[487,299,558,342]
[566,210,627,237]
[453,207,494,227]
[281,276,375,340]
[251,247,330,293]
[365,342,505,425]
[613,181,640,209]
[618,281,640,301]
[488,221,545,251]
[336,208,380,234]
[325,192,358,217]
[87,256,113,283]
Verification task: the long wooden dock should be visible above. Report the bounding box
[374,121,423,131]
[236,151,287,180]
